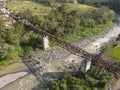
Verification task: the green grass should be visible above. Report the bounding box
[109,46,120,60]
[0,59,19,70]
[6,1,51,16]
[63,3,96,12]
[63,22,113,42]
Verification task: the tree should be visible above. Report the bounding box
[17,9,32,20]
[0,15,5,28]
[70,85,83,90]
[110,0,120,14]
[28,16,45,27]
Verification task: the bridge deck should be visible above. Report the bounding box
[28,23,120,78]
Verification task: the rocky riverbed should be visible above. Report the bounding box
[0,47,83,90]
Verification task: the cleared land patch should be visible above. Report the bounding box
[109,46,120,60]
[6,1,51,16]
[62,3,96,12]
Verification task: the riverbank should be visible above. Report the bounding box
[0,72,28,89]
[0,61,29,77]
[0,60,40,90]
[110,78,120,90]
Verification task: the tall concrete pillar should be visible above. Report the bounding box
[42,34,50,51]
[81,60,91,73]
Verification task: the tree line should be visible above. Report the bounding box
[49,65,114,90]
[0,17,42,69]
[77,0,120,14]
[30,0,120,14]
[41,4,114,39]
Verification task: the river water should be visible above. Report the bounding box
[0,61,40,90]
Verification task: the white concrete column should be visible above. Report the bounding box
[81,60,91,73]
[42,34,50,51]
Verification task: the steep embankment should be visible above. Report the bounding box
[44,3,114,41]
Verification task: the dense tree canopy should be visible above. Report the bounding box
[0,15,5,28]
[49,65,114,90]
[77,0,120,14]
[0,24,22,62]
[0,21,42,68]
[109,0,120,14]
[42,4,114,39]
[30,0,120,14]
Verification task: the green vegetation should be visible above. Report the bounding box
[61,22,112,41]
[109,46,120,60]
[0,15,5,28]
[6,1,115,42]
[32,0,120,14]
[0,21,43,70]
[0,1,118,89]
[49,65,114,90]
[102,35,120,60]
[77,0,120,14]
[110,0,120,14]
[6,1,51,16]
[59,3,95,11]
[43,4,114,41]
[77,0,110,6]
[1,2,115,69]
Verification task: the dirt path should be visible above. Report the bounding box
[111,79,120,90]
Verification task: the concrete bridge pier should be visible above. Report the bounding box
[80,60,91,73]
[42,33,50,51]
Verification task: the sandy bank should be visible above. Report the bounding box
[0,72,28,89]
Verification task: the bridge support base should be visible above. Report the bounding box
[81,60,91,73]
[42,34,50,51]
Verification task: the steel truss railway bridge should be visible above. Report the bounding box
[26,23,120,78]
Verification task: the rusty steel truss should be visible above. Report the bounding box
[29,23,120,78]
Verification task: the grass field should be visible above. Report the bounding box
[109,46,120,60]
[6,1,51,16]
[63,3,95,12]
[6,1,95,16]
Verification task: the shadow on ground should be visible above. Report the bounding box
[22,57,81,90]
